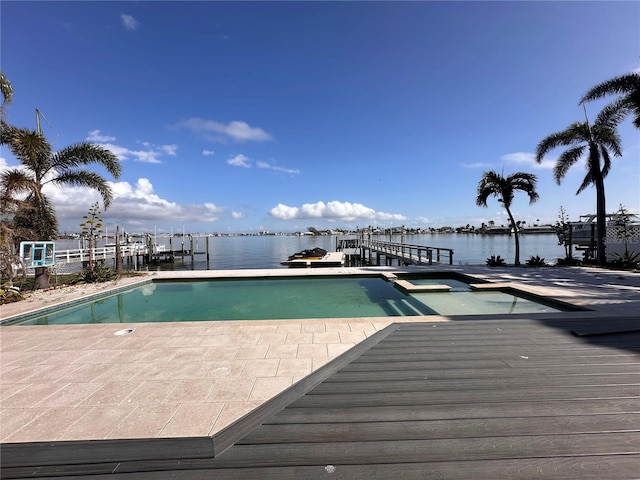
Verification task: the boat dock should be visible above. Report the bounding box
[337,238,454,266]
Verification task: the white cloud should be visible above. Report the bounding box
[268,201,407,222]
[256,160,300,175]
[174,117,273,142]
[227,154,251,168]
[202,150,216,156]
[161,144,178,156]
[461,162,494,169]
[462,152,555,170]
[120,14,139,31]
[87,130,116,142]
[231,211,245,219]
[85,131,175,164]
[501,152,555,170]
[49,177,226,231]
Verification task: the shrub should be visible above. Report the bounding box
[556,256,581,266]
[74,264,118,284]
[1,286,23,305]
[608,251,640,270]
[486,255,506,267]
[525,255,546,266]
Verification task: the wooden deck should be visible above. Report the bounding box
[2,316,639,479]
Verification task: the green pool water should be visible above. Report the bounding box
[9,276,568,325]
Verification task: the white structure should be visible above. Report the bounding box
[562,213,640,261]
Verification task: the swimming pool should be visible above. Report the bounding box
[4,274,577,326]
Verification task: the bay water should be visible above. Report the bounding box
[55,233,565,271]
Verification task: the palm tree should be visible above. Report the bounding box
[580,72,640,129]
[0,123,122,288]
[536,106,623,266]
[476,171,539,266]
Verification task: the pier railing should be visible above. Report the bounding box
[54,244,149,265]
[337,238,454,266]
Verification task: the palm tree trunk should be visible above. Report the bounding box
[506,207,520,265]
[34,267,49,290]
[595,176,607,266]
[115,226,124,274]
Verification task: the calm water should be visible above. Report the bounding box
[15,276,565,325]
[56,233,564,271]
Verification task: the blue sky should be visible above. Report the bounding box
[2,1,639,234]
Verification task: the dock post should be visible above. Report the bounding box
[206,236,210,262]
[190,235,194,261]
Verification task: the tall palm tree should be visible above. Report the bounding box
[536,106,623,266]
[580,72,640,129]
[0,123,122,288]
[476,171,539,266]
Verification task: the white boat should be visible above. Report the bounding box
[559,213,640,260]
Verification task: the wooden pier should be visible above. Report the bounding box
[337,238,454,266]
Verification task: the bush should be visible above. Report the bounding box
[1,286,24,305]
[486,255,506,267]
[608,251,640,270]
[525,255,546,266]
[556,256,581,266]
[74,264,118,284]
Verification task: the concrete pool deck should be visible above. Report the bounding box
[1,265,639,443]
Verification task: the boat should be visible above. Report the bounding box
[559,212,640,260]
[280,248,345,268]
[519,225,556,234]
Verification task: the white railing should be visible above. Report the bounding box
[54,244,149,264]
[337,238,454,265]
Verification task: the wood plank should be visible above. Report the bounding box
[201,432,640,469]
[0,437,214,468]
[291,384,640,408]
[311,374,640,394]
[85,455,638,480]
[270,398,640,424]
[375,334,640,347]
[238,413,640,444]
[349,359,513,369]
[78,434,640,474]
[355,350,640,363]
[571,318,640,336]
[331,364,640,381]
[344,356,640,371]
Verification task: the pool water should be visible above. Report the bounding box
[11,276,568,325]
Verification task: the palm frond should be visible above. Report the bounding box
[0,71,13,105]
[600,146,612,178]
[51,171,114,208]
[476,170,538,209]
[576,170,594,195]
[12,195,58,241]
[535,123,588,162]
[50,142,122,178]
[2,127,52,174]
[507,172,539,204]
[553,146,585,183]
[580,72,640,103]
[0,169,37,197]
